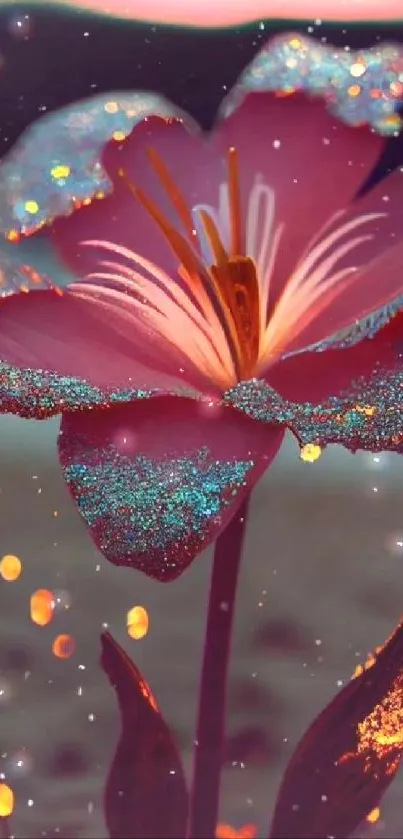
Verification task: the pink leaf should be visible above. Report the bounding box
[101,632,188,838]
[270,620,403,838]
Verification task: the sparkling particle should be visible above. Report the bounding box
[52,634,76,659]
[6,749,33,778]
[127,605,149,640]
[300,443,322,463]
[0,783,14,817]
[0,554,22,582]
[366,807,381,824]
[7,13,33,40]
[23,200,39,214]
[50,164,71,180]
[30,589,55,626]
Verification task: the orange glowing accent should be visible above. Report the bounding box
[6,229,20,243]
[127,605,149,640]
[113,130,127,142]
[139,677,159,712]
[216,824,256,839]
[366,807,381,824]
[0,554,22,582]
[30,588,55,626]
[0,783,14,817]
[348,84,361,97]
[52,634,76,659]
[300,443,322,463]
[355,404,376,416]
[104,101,119,114]
[355,637,403,775]
[390,81,403,97]
[352,646,381,679]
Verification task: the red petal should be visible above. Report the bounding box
[58,396,283,580]
[101,631,188,839]
[260,162,403,357]
[269,619,403,839]
[50,95,382,306]
[267,312,403,405]
[50,114,219,280]
[213,93,383,307]
[0,286,200,415]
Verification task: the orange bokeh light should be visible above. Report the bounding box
[30,589,55,626]
[127,605,149,640]
[52,634,76,659]
[0,783,14,817]
[0,554,22,582]
[216,825,256,839]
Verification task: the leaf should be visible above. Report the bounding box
[269,619,403,838]
[101,631,188,839]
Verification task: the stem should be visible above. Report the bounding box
[187,498,250,839]
[0,819,11,839]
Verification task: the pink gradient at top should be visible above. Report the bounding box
[47,0,403,25]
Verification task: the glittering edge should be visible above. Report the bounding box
[0,92,197,237]
[225,361,403,455]
[0,359,201,419]
[1,33,403,237]
[220,33,403,136]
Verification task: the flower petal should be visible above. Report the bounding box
[0,92,187,236]
[269,619,403,839]
[227,314,403,455]
[101,631,188,839]
[268,165,403,357]
[49,113,219,280]
[58,396,284,580]
[212,93,384,307]
[50,93,382,294]
[0,286,204,418]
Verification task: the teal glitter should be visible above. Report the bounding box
[1,35,402,236]
[0,92,181,236]
[0,360,201,419]
[62,444,253,580]
[308,297,403,353]
[226,366,403,454]
[224,34,403,135]
[0,360,158,418]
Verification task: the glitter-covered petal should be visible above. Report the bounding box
[0,286,204,418]
[213,93,384,308]
[0,92,189,237]
[227,314,403,454]
[58,396,284,580]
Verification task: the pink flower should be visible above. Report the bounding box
[2,88,403,580]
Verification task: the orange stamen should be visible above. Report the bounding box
[145,146,196,242]
[227,146,242,255]
[118,146,261,385]
[211,257,260,380]
[198,209,228,266]
[119,171,204,282]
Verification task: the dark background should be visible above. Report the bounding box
[0,6,402,173]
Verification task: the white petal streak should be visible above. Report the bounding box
[258,212,386,364]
